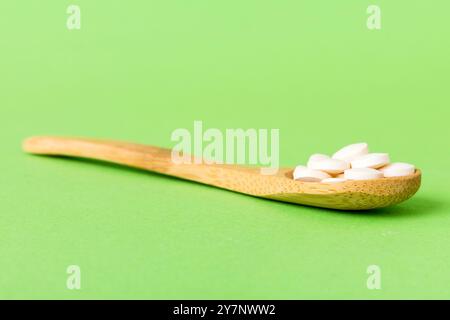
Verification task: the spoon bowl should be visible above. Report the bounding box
[267,168,421,210]
[23,136,421,210]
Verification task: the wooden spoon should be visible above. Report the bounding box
[23,136,421,210]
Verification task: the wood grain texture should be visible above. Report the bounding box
[23,136,421,210]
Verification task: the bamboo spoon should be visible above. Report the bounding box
[23,136,421,210]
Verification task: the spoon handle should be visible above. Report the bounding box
[23,136,264,194]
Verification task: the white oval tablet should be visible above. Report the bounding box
[293,165,331,182]
[380,162,415,177]
[351,153,390,169]
[307,153,329,168]
[321,177,347,183]
[332,143,369,162]
[309,158,350,174]
[344,168,383,180]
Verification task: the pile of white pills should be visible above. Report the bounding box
[293,143,415,183]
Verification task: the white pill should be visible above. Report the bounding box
[344,168,383,180]
[380,162,415,177]
[307,153,330,168]
[293,165,331,182]
[332,143,369,162]
[308,158,350,174]
[351,153,390,169]
[321,177,347,183]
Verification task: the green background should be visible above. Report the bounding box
[1,0,449,299]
